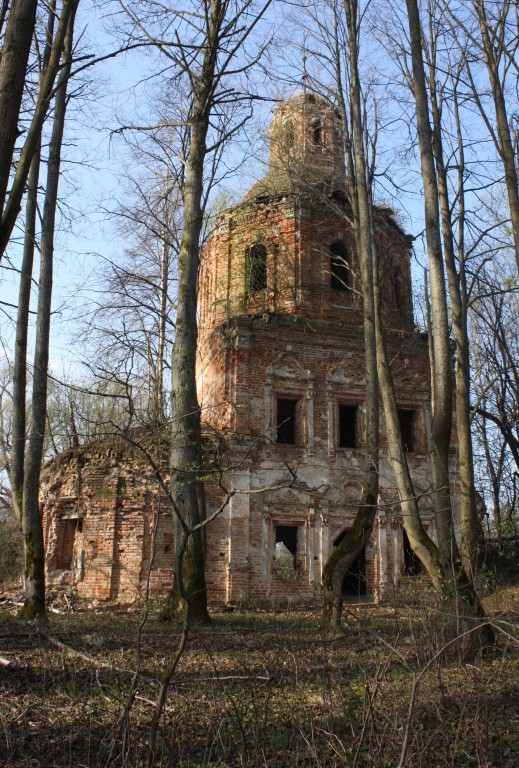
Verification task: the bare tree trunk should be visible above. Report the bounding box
[405,0,455,583]
[169,0,224,624]
[10,153,40,527]
[0,0,38,218]
[475,0,519,273]
[322,0,379,629]
[373,242,444,586]
[404,0,492,648]
[425,36,480,574]
[0,0,78,259]
[10,0,56,526]
[11,0,56,617]
[20,2,77,618]
[155,192,170,424]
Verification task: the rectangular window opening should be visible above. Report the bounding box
[398,409,415,452]
[275,525,298,558]
[274,524,299,577]
[339,405,358,448]
[276,398,298,444]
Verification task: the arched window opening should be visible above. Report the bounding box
[246,244,267,293]
[330,241,351,291]
[312,118,322,145]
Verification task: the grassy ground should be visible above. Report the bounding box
[1,587,518,767]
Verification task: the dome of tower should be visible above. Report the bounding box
[246,91,347,200]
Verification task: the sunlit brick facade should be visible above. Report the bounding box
[42,94,457,605]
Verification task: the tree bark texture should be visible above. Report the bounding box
[10,153,40,527]
[10,0,56,526]
[322,0,379,629]
[373,234,444,587]
[404,0,492,648]
[426,42,480,574]
[170,0,223,624]
[20,4,77,618]
[0,0,77,259]
[0,0,38,219]
[405,0,455,580]
[475,0,519,274]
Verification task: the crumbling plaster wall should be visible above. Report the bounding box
[197,306,446,604]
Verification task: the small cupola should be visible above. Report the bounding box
[247,92,346,199]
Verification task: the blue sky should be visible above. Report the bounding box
[0,0,508,380]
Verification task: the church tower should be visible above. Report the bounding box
[196,92,437,605]
[40,93,452,606]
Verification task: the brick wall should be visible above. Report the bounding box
[41,93,458,607]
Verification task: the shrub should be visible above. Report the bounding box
[0,512,23,585]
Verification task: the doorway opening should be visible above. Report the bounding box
[333,529,367,597]
[55,517,83,570]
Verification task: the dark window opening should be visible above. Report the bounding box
[403,529,423,576]
[339,405,358,448]
[398,409,415,452]
[331,189,347,203]
[334,529,367,596]
[312,119,322,145]
[330,241,351,291]
[275,525,298,561]
[276,398,298,444]
[246,244,267,293]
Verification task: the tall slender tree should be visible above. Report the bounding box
[403,0,490,640]
[0,0,78,259]
[120,0,273,622]
[322,0,380,628]
[11,0,78,618]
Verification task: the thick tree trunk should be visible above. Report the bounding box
[169,0,222,624]
[170,121,209,622]
[373,247,444,586]
[0,0,38,218]
[405,0,455,581]
[19,4,77,618]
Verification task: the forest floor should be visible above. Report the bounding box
[1,584,518,768]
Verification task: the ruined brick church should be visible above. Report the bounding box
[42,93,455,605]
